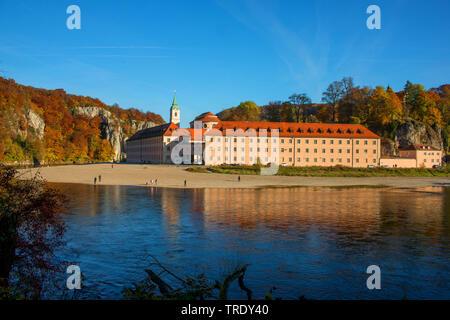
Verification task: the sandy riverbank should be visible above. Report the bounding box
[18,163,450,189]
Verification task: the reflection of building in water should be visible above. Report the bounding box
[193,187,445,238]
[159,188,182,226]
[155,186,446,243]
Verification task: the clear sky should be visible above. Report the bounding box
[0,0,449,126]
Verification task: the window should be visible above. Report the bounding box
[373,150,376,154]
[322,149,326,153]
[322,158,326,163]
[373,159,376,163]
[273,148,277,152]
[347,159,351,163]
[234,138,237,142]
[330,140,334,144]
[241,138,245,142]
[356,149,359,154]
[306,148,309,153]
[289,139,292,143]
[356,140,360,145]
[250,138,253,143]
[364,149,368,154]
[289,148,292,152]
[330,158,334,163]
[314,158,318,162]
[338,159,342,163]
[364,140,368,145]
[338,149,342,153]
[322,140,326,144]
[297,139,301,143]
[306,140,309,144]
[210,137,214,142]
[356,159,359,163]
[281,148,285,152]
[305,158,309,162]
[373,141,376,145]
[347,149,351,154]
[330,149,334,154]
[250,147,253,152]
[314,149,318,153]
[314,140,318,144]
[347,140,351,144]
[297,148,301,153]
[289,158,292,162]
[281,139,284,143]
[339,140,342,144]
[297,158,300,162]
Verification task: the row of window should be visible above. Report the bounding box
[210,137,377,145]
[214,147,377,155]
[209,156,378,164]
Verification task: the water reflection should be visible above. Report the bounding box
[52,184,449,300]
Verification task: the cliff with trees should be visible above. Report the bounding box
[0,77,165,164]
[217,78,449,155]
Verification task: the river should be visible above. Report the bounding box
[50,184,449,299]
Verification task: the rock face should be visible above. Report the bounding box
[74,106,158,161]
[26,109,45,140]
[381,120,444,157]
[394,119,443,151]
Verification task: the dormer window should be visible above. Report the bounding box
[327,128,333,134]
[317,128,323,133]
[357,129,363,134]
[307,128,313,133]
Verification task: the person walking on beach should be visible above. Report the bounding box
[184,180,187,187]
[238,175,241,182]
[94,177,97,185]
[155,179,158,186]
[98,175,102,183]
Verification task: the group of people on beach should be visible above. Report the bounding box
[146,179,158,186]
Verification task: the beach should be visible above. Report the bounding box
[18,163,450,189]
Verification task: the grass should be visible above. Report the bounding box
[186,164,450,177]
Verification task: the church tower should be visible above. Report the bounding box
[170,91,180,126]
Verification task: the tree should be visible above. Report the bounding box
[288,93,312,122]
[0,166,66,298]
[321,81,343,122]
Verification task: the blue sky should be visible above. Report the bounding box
[0,0,449,126]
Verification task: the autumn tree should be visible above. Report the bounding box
[288,93,312,122]
[321,81,344,122]
[0,166,66,298]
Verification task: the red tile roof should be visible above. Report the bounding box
[211,121,380,139]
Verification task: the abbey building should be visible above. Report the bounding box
[123,95,419,168]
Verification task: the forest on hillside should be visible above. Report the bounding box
[0,77,165,164]
[218,78,450,152]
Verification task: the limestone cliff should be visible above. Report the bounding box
[381,119,444,156]
[74,106,158,161]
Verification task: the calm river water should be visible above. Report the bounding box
[50,184,449,299]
